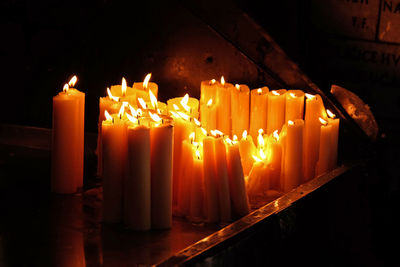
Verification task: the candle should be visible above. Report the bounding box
[176,137,194,216]
[216,76,233,136]
[303,93,326,182]
[265,130,282,190]
[327,109,340,171]
[149,112,174,229]
[102,110,127,223]
[212,131,231,222]
[202,135,220,223]
[266,89,287,134]
[239,130,256,177]
[125,115,151,230]
[247,160,269,197]
[316,118,333,177]
[169,111,195,208]
[285,90,305,121]
[200,98,217,132]
[282,119,304,192]
[231,84,250,138]
[52,76,85,194]
[249,87,268,141]
[189,146,205,223]
[132,73,158,102]
[226,137,250,218]
[97,88,123,176]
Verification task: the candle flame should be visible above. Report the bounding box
[194,118,201,126]
[177,111,190,121]
[242,130,248,140]
[225,137,233,145]
[121,77,127,96]
[259,148,266,160]
[149,90,158,109]
[207,98,213,106]
[327,109,336,119]
[319,117,328,125]
[211,79,216,85]
[149,111,162,122]
[233,135,238,142]
[118,102,128,117]
[258,129,264,147]
[138,98,147,109]
[252,155,261,162]
[235,84,240,90]
[126,113,138,124]
[129,104,138,118]
[68,75,77,87]
[143,73,151,89]
[63,83,69,93]
[173,103,180,111]
[170,110,180,118]
[180,94,190,112]
[105,110,113,121]
[271,90,280,96]
[257,88,262,94]
[288,120,294,125]
[201,127,207,136]
[195,148,201,160]
[137,108,143,117]
[273,130,279,141]
[107,87,120,102]
[289,92,296,98]
[189,132,195,142]
[305,93,315,100]
[211,129,223,137]
[220,76,225,85]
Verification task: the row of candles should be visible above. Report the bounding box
[51,74,339,231]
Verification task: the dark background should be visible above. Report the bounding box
[0,0,399,265]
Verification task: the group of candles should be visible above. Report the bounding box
[51,74,339,231]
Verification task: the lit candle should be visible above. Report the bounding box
[266,89,287,134]
[97,88,123,177]
[247,158,269,197]
[149,112,174,229]
[216,76,233,136]
[316,118,332,177]
[239,130,256,177]
[303,93,326,181]
[231,84,250,138]
[125,113,151,230]
[327,109,340,171]
[200,79,217,106]
[102,110,127,223]
[285,90,305,121]
[110,77,136,106]
[266,130,282,190]
[132,73,159,102]
[249,87,268,141]
[52,76,85,194]
[200,98,217,132]
[225,136,250,218]
[282,119,304,192]
[212,130,231,222]
[202,135,219,223]
[189,146,205,223]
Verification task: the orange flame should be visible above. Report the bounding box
[63,83,69,93]
[288,120,294,125]
[305,93,315,100]
[327,109,336,119]
[126,113,138,124]
[143,73,151,90]
[138,98,147,109]
[149,90,158,109]
[68,75,77,87]
[257,88,262,94]
[149,111,162,122]
[242,130,248,140]
[129,104,138,118]
[220,76,225,86]
[118,102,128,117]
[180,94,190,112]
[271,90,280,96]
[235,84,240,90]
[105,110,113,121]
[201,127,207,136]
[207,98,213,107]
[211,129,223,137]
[189,132,195,142]
[107,87,120,102]
[210,79,216,85]
[319,117,328,125]
[258,129,264,147]
[289,92,296,98]
[177,111,190,121]
[194,118,201,126]
[121,77,127,96]
[273,130,279,141]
